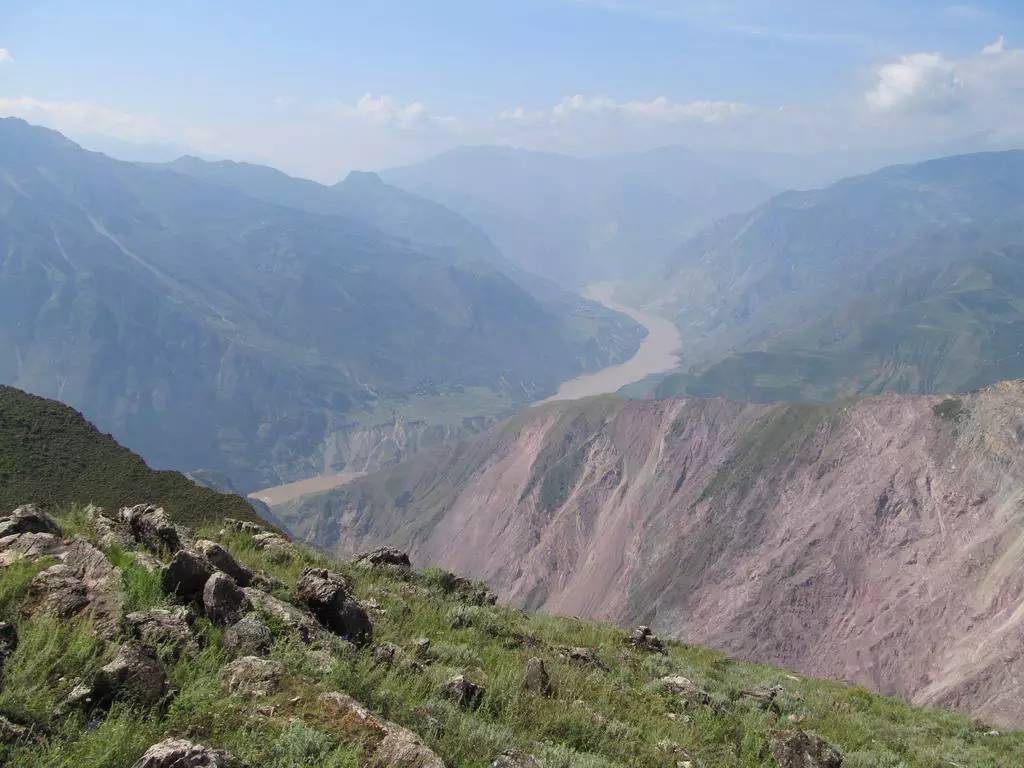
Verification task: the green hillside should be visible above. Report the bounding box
[0,385,262,528]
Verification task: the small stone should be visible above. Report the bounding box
[222,656,283,698]
[660,676,713,709]
[0,713,29,744]
[522,657,553,697]
[223,613,274,657]
[440,674,485,710]
[491,750,544,768]
[372,642,399,666]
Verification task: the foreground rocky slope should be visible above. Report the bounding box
[280,381,1024,727]
[2,503,1020,767]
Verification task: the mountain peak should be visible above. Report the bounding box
[338,170,385,188]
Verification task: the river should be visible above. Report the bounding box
[544,281,681,402]
[249,282,679,506]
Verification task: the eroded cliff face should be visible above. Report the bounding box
[279,383,1024,726]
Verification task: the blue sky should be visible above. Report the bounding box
[1,1,1022,180]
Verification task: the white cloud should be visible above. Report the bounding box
[0,49,12,64]
[545,94,753,123]
[982,36,1006,55]
[0,97,168,143]
[865,52,962,113]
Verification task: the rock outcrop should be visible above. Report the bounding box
[769,729,843,768]
[131,738,239,768]
[295,568,372,644]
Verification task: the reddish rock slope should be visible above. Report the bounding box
[280,382,1024,726]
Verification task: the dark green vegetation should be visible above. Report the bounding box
[2,507,1021,768]
[638,151,1024,403]
[383,146,776,287]
[0,118,642,489]
[0,385,262,529]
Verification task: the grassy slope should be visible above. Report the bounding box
[1,508,1020,768]
[0,386,263,528]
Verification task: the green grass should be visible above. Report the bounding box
[1,508,1021,767]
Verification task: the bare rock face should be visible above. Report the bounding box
[222,656,283,698]
[203,572,250,626]
[440,674,485,710]
[320,691,446,768]
[295,568,372,645]
[491,751,544,768]
[222,613,274,657]
[0,531,64,565]
[90,641,169,709]
[629,625,665,653]
[769,730,843,768]
[124,607,197,659]
[0,504,61,538]
[120,504,182,553]
[194,540,252,587]
[162,550,216,603]
[131,738,239,768]
[522,657,552,697]
[354,546,412,571]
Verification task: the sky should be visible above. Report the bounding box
[1,0,1022,182]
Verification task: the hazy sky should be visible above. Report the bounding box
[1,0,1022,181]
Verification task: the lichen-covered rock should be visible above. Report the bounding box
[222,613,274,657]
[354,546,412,571]
[222,656,283,698]
[243,587,326,644]
[769,730,843,768]
[629,625,665,653]
[195,540,252,587]
[123,607,197,658]
[522,657,552,697]
[440,674,485,710]
[660,676,713,709]
[162,550,215,603]
[203,572,250,626]
[120,504,182,553]
[295,568,372,645]
[91,641,169,709]
[320,691,446,768]
[251,531,294,562]
[0,504,61,538]
[131,738,239,768]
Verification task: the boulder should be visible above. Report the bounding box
[629,625,665,653]
[320,691,446,768]
[131,738,239,768]
[522,657,553,697]
[0,532,64,565]
[0,713,29,744]
[769,730,843,768]
[250,531,294,562]
[26,538,122,636]
[562,646,607,670]
[372,642,399,667]
[354,546,412,571]
[86,505,133,550]
[120,504,182,553]
[243,587,327,644]
[440,674,485,710]
[0,504,61,538]
[223,518,265,536]
[222,613,274,657]
[194,540,252,587]
[123,607,197,659]
[202,572,250,626]
[90,641,169,709]
[433,570,497,605]
[162,550,216,603]
[491,751,544,768]
[222,656,283,698]
[295,568,372,645]
[660,676,713,709]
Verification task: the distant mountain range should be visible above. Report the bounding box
[383,145,776,287]
[0,118,643,490]
[630,150,1024,401]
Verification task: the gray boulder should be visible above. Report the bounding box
[491,751,544,768]
[131,738,239,768]
[769,730,843,768]
[120,504,182,553]
[203,572,250,626]
[354,546,412,571]
[90,641,169,709]
[660,676,713,709]
[440,674,485,710]
[222,613,274,657]
[523,657,552,697]
[295,567,372,645]
[629,625,665,653]
[222,656,283,698]
[162,550,215,603]
[195,540,252,587]
[0,504,61,538]
[123,607,197,659]
[243,587,326,644]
